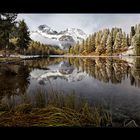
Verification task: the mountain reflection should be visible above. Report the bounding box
[59,61,74,75]
[1,57,140,101]
[28,57,140,88]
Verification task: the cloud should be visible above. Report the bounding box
[17,14,140,34]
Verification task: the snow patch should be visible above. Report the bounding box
[120,46,134,56]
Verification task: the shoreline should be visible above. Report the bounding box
[0,54,140,61]
[49,55,140,58]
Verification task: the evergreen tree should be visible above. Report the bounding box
[121,32,127,50]
[112,28,119,45]
[84,37,89,54]
[68,46,71,54]
[130,26,135,45]
[95,31,102,55]
[75,41,80,55]
[100,29,109,54]
[69,47,74,54]
[135,24,138,34]
[80,39,85,54]
[132,33,140,56]
[127,34,130,47]
[17,20,31,54]
[0,13,17,55]
[90,33,96,52]
[113,31,122,51]
[87,35,92,53]
[136,24,140,34]
[10,23,19,38]
[106,34,113,55]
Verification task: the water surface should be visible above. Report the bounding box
[1,57,140,125]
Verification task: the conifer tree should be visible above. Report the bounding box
[127,34,130,47]
[95,31,102,55]
[76,41,80,55]
[90,33,96,52]
[106,34,113,55]
[113,31,122,51]
[80,39,85,54]
[88,35,92,53]
[121,32,127,50]
[112,28,119,44]
[84,37,89,54]
[130,26,135,45]
[17,20,31,54]
[0,13,17,55]
[132,33,140,56]
[100,29,109,54]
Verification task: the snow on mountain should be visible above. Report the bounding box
[63,28,87,42]
[30,31,62,47]
[30,25,87,50]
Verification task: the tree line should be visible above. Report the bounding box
[69,24,140,56]
[26,41,64,55]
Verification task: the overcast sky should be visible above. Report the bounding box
[17,14,140,34]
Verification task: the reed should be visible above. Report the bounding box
[0,89,112,127]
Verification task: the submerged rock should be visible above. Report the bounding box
[38,80,45,85]
[124,120,138,127]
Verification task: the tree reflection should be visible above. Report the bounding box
[68,57,140,88]
[130,58,140,87]
[17,64,30,95]
[0,63,30,102]
[1,56,140,103]
[24,57,64,70]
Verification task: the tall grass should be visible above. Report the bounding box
[0,89,112,127]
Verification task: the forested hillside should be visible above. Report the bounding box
[69,24,140,56]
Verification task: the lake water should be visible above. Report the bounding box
[0,57,140,126]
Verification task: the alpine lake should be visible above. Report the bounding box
[0,56,140,127]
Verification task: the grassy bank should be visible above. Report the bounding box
[0,57,22,63]
[0,105,112,127]
[0,90,112,127]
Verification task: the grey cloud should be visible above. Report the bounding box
[17,14,140,34]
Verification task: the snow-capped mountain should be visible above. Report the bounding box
[30,25,87,50]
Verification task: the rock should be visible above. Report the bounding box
[38,80,45,85]
[124,120,138,127]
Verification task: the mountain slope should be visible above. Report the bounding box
[30,25,87,50]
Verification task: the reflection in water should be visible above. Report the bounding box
[1,57,140,96]
[80,58,113,83]
[130,58,140,87]
[16,64,30,95]
[0,63,30,101]
[1,57,140,125]
[68,57,140,87]
[59,61,74,75]
[27,57,140,88]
